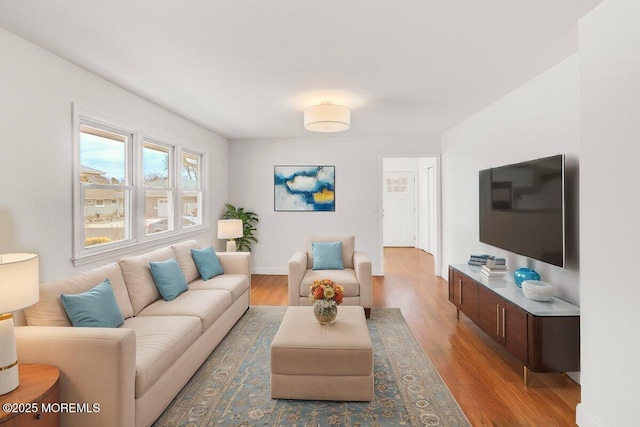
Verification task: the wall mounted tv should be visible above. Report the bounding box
[479,154,565,268]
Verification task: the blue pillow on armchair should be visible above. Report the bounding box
[312,241,344,270]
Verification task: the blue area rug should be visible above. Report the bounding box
[153,306,470,426]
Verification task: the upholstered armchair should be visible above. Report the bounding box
[288,235,372,317]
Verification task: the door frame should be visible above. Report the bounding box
[378,155,442,277]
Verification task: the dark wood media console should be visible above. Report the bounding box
[448,265,580,386]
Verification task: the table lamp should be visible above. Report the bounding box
[217,219,243,252]
[0,253,39,395]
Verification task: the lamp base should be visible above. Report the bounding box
[226,240,237,252]
[0,314,19,395]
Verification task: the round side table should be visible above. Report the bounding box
[0,364,60,427]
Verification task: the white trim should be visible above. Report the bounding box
[576,403,606,427]
[72,227,210,267]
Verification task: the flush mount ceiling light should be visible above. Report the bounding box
[304,101,350,133]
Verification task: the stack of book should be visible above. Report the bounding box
[468,254,492,266]
[480,256,507,279]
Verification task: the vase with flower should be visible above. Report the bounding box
[309,279,344,325]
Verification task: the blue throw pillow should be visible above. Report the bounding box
[149,258,189,301]
[312,241,344,270]
[61,279,125,328]
[191,246,224,281]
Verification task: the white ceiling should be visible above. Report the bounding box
[0,0,601,140]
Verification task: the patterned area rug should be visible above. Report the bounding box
[153,306,470,427]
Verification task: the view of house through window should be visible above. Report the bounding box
[75,117,205,259]
[79,125,130,247]
[144,141,174,235]
[181,151,202,229]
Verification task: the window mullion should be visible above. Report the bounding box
[132,132,144,240]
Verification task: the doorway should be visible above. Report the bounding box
[381,156,440,276]
[383,171,416,247]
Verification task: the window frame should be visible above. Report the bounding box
[72,105,208,266]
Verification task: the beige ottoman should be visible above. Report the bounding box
[270,306,374,401]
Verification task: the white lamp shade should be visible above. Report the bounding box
[0,253,39,313]
[304,102,350,133]
[217,219,243,239]
[0,253,38,395]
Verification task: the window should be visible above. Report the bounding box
[144,140,174,236]
[78,124,132,249]
[181,151,203,229]
[386,177,408,193]
[73,110,206,263]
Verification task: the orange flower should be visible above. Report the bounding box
[334,293,343,305]
[309,279,344,305]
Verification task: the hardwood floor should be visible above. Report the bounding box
[250,247,580,426]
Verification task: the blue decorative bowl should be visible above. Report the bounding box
[514,268,540,288]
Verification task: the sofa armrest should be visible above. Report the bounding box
[15,326,136,427]
[217,252,251,276]
[288,251,308,305]
[353,251,372,308]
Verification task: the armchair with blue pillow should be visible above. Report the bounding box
[288,235,372,318]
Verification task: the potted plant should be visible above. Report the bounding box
[222,203,259,252]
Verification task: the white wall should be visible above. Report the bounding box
[441,53,581,306]
[228,136,440,275]
[0,28,229,282]
[577,1,640,425]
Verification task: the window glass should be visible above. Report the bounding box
[80,125,126,185]
[143,141,170,186]
[79,126,130,248]
[181,152,202,227]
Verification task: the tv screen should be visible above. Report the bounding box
[479,154,565,268]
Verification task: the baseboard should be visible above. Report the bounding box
[567,371,580,384]
[252,267,288,275]
[576,403,606,427]
[251,267,386,276]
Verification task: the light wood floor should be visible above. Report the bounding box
[250,247,580,427]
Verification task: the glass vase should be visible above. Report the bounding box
[313,300,338,325]
[513,268,540,288]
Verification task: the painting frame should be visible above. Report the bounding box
[274,165,335,212]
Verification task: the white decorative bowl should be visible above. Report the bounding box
[521,280,553,302]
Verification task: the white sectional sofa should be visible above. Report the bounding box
[14,240,251,427]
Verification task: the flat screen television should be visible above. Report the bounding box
[479,154,565,268]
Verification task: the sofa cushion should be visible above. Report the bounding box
[191,246,224,280]
[149,258,189,301]
[170,240,201,283]
[24,262,133,326]
[136,289,232,332]
[307,236,355,269]
[311,241,344,270]
[119,246,175,315]
[300,268,360,298]
[188,274,249,301]
[122,315,201,397]
[61,279,125,328]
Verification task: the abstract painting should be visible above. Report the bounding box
[274,165,335,211]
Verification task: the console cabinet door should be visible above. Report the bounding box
[478,285,504,345]
[504,301,528,365]
[450,269,479,323]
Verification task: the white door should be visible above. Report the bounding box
[383,171,415,246]
[157,199,169,218]
[418,167,431,253]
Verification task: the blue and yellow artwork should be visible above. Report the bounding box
[274,166,335,211]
